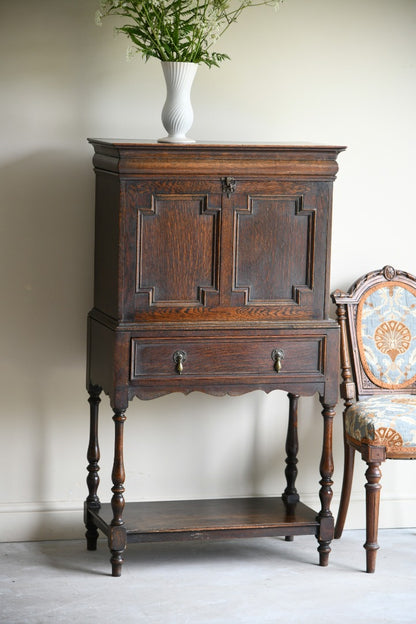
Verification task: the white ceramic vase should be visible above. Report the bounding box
[158,61,198,144]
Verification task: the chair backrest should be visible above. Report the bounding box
[332,266,416,400]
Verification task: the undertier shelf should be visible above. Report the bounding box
[89,496,319,543]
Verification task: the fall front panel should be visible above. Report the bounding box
[123,178,329,322]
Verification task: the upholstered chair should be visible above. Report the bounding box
[332,265,416,572]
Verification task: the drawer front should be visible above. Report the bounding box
[131,337,325,380]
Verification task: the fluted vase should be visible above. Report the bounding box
[158,61,197,144]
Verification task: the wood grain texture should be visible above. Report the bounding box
[85,141,344,575]
[89,498,319,542]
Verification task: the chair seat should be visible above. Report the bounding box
[345,394,416,456]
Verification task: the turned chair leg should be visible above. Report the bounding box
[364,460,382,573]
[334,442,355,538]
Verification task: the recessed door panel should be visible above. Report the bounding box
[138,195,217,304]
[125,180,221,313]
[234,193,315,307]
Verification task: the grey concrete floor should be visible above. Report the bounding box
[1,529,415,623]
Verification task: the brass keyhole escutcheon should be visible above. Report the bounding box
[221,176,236,197]
[173,350,187,375]
[271,348,285,373]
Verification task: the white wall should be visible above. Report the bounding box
[1,0,416,542]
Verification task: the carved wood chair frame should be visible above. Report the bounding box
[332,265,416,572]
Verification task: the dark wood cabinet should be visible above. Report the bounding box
[85,140,345,576]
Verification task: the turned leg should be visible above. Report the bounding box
[84,385,102,551]
[109,409,127,577]
[334,441,355,539]
[316,401,335,566]
[283,393,300,541]
[364,460,382,573]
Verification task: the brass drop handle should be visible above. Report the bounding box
[173,350,187,375]
[271,348,285,373]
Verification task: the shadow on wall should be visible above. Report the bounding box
[0,148,94,371]
[0,149,95,525]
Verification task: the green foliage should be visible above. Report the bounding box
[96,0,284,68]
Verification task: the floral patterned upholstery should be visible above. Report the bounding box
[345,394,416,456]
[357,282,416,388]
[347,282,416,456]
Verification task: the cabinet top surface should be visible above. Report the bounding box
[88,138,346,152]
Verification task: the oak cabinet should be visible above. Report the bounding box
[85,140,345,576]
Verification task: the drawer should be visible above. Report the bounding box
[130,337,325,380]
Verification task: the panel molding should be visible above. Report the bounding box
[233,194,316,307]
[135,193,220,308]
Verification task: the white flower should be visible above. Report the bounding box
[95,10,103,26]
[126,46,137,61]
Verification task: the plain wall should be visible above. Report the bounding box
[1,0,416,542]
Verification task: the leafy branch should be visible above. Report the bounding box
[96,0,285,68]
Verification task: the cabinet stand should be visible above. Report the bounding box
[84,387,336,577]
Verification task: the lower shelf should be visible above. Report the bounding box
[89,497,319,543]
